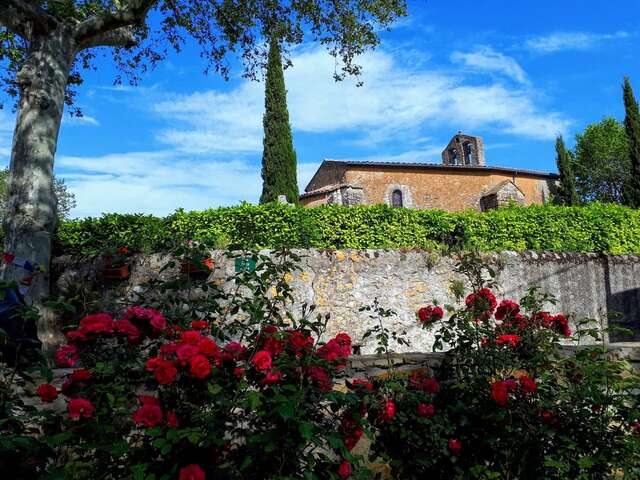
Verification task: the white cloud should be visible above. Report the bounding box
[525,31,629,53]
[62,115,100,127]
[451,47,528,84]
[154,46,570,154]
[57,151,319,217]
[335,147,444,164]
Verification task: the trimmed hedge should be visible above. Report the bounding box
[50,202,640,255]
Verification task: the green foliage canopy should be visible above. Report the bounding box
[573,117,630,204]
[0,0,409,114]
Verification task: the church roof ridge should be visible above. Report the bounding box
[320,158,558,179]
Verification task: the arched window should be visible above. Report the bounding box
[464,143,474,165]
[449,148,459,165]
[391,189,403,208]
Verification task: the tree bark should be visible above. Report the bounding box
[2,24,76,353]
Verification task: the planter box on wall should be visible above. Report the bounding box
[103,265,130,280]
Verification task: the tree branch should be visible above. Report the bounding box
[0,0,56,38]
[77,26,137,50]
[74,0,158,50]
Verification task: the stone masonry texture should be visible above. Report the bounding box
[51,250,640,353]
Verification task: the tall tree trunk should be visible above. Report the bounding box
[2,25,75,354]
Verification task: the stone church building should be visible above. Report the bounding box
[300,133,557,211]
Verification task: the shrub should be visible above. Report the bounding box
[48,202,640,255]
[366,253,640,479]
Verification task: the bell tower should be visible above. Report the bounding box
[441,132,485,166]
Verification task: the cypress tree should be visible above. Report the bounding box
[555,135,579,206]
[623,76,640,208]
[260,39,299,204]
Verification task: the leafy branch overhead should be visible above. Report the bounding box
[0,0,408,113]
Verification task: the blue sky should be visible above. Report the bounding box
[1,0,639,218]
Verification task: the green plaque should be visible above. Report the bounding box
[234,257,256,273]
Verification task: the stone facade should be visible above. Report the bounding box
[300,132,555,211]
[300,161,555,211]
[442,132,485,166]
[51,250,640,354]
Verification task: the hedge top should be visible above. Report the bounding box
[51,202,640,255]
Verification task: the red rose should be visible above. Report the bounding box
[465,288,497,319]
[147,357,178,385]
[495,334,521,348]
[78,313,115,336]
[126,306,167,332]
[68,398,94,420]
[157,364,178,385]
[113,319,141,342]
[167,411,180,428]
[191,320,209,329]
[176,344,199,364]
[252,350,272,371]
[351,378,373,391]
[36,384,58,403]
[417,403,435,418]
[70,369,92,382]
[495,299,520,320]
[189,355,211,379]
[55,344,79,368]
[133,403,163,428]
[381,399,396,422]
[551,314,572,337]
[448,439,462,455]
[117,247,129,254]
[306,366,332,391]
[2,252,15,264]
[519,375,537,394]
[491,380,509,406]
[179,464,205,480]
[179,330,202,345]
[233,367,245,378]
[317,333,351,368]
[417,305,444,324]
[287,330,314,353]
[65,329,87,343]
[197,337,219,359]
[160,343,178,358]
[224,342,247,360]
[261,370,283,385]
[409,373,439,394]
[338,460,351,479]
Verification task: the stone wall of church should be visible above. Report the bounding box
[342,166,551,211]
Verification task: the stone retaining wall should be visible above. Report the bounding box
[51,250,640,353]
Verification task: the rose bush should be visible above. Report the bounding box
[28,250,368,479]
[364,254,640,479]
[2,249,640,479]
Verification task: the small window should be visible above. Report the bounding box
[392,189,403,208]
[449,148,458,165]
[464,143,473,165]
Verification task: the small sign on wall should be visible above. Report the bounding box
[234,257,256,273]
